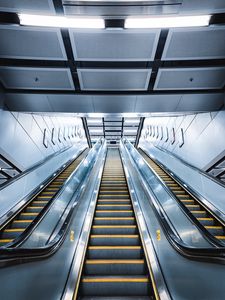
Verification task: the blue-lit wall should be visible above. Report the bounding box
[140,109,225,170]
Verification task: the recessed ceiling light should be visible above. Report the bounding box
[125,15,211,29]
[19,14,105,29]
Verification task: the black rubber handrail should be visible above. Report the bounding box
[0,145,73,191]
[1,148,89,250]
[154,144,225,189]
[0,147,86,232]
[139,148,225,248]
[0,139,105,265]
[122,139,225,264]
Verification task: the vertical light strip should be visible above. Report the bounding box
[19,14,105,29]
[125,15,211,29]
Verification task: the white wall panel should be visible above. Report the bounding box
[141,109,225,169]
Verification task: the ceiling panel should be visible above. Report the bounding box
[0,26,67,60]
[154,67,225,90]
[162,26,225,61]
[69,29,160,61]
[0,67,74,90]
[92,95,136,113]
[78,69,151,91]
[0,0,55,13]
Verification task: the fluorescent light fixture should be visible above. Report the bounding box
[88,113,104,118]
[87,118,102,124]
[89,129,103,133]
[125,15,211,29]
[19,14,105,29]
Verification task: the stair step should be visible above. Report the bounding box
[80,276,151,297]
[95,211,134,218]
[87,246,143,259]
[93,217,136,226]
[92,225,137,235]
[89,235,140,246]
[84,259,146,275]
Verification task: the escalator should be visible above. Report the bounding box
[76,148,156,299]
[0,149,89,247]
[139,148,225,242]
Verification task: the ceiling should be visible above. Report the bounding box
[0,0,225,144]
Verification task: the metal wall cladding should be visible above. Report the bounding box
[0,0,55,13]
[69,29,160,61]
[0,67,74,90]
[92,96,136,113]
[154,67,225,90]
[0,26,67,60]
[78,69,152,91]
[162,26,225,60]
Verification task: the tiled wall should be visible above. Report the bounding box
[0,110,87,170]
[140,110,225,170]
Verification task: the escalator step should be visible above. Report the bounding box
[97,205,132,211]
[95,211,134,217]
[87,246,143,259]
[92,225,137,235]
[197,217,215,226]
[80,276,150,297]
[1,228,25,239]
[19,212,39,220]
[11,220,33,228]
[89,235,140,246]
[84,259,146,275]
[94,217,135,225]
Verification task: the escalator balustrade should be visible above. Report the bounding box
[0,149,88,246]
[139,149,225,242]
[76,148,156,300]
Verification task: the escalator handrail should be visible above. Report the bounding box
[154,144,225,189]
[138,148,225,248]
[0,139,105,262]
[0,145,73,191]
[122,139,225,263]
[0,146,85,232]
[3,148,89,249]
[140,147,225,230]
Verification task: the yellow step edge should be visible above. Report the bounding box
[0,239,13,243]
[37,196,52,199]
[97,205,131,207]
[91,235,139,238]
[85,259,144,264]
[13,220,33,223]
[98,200,130,202]
[82,277,149,283]
[20,213,39,216]
[181,200,194,202]
[191,211,206,214]
[197,218,214,221]
[26,206,43,209]
[185,205,200,207]
[4,229,25,232]
[95,210,133,213]
[92,225,136,228]
[32,201,48,204]
[215,236,225,239]
[88,246,141,250]
[205,226,223,229]
[94,217,135,220]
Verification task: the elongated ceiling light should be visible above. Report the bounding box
[125,15,211,29]
[19,14,105,29]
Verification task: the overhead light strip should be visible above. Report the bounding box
[18,14,105,29]
[125,15,211,29]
